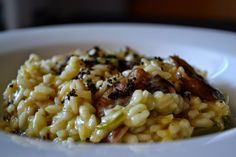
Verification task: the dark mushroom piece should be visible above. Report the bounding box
[171,55,224,101]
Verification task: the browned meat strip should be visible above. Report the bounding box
[106,125,129,143]
[171,55,224,101]
[148,74,176,93]
[95,68,176,116]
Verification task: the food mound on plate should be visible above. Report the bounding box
[0,47,232,143]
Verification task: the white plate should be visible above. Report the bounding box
[0,24,236,157]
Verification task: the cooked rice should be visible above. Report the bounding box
[0,47,231,143]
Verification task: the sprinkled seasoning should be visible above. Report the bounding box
[105,54,117,58]
[82,59,99,67]
[7,101,12,106]
[88,46,100,57]
[156,56,163,61]
[58,63,67,75]
[78,69,91,79]
[85,79,97,94]
[107,79,113,84]
[66,89,78,101]
[72,76,79,80]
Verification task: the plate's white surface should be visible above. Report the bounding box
[0,24,236,157]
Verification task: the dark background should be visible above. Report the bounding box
[1,0,236,31]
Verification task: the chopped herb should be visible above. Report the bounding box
[88,46,100,57]
[105,54,116,58]
[66,89,78,101]
[58,63,67,75]
[9,84,14,88]
[73,75,79,80]
[78,69,91,79]
[154,56,163,61]
[117,59,128,72]
[83,59,99,67]
[124,47,130,56]
[108,79,113,84]
[3,115,10,121]
[183,91,191,100]
[69,89,78,97]
[86,79,97,94]
[61,99,65,104]
[7,101,12,106]
[117,59,140,72]
[133,53,139,58]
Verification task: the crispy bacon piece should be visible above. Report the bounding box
[95,68,176,116]
[171,55,224,101]
[106,126,129,143]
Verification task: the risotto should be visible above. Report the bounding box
[0,47,232,143]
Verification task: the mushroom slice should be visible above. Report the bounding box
[171,55,224,101]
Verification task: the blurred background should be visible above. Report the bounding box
[1,0,236,31]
